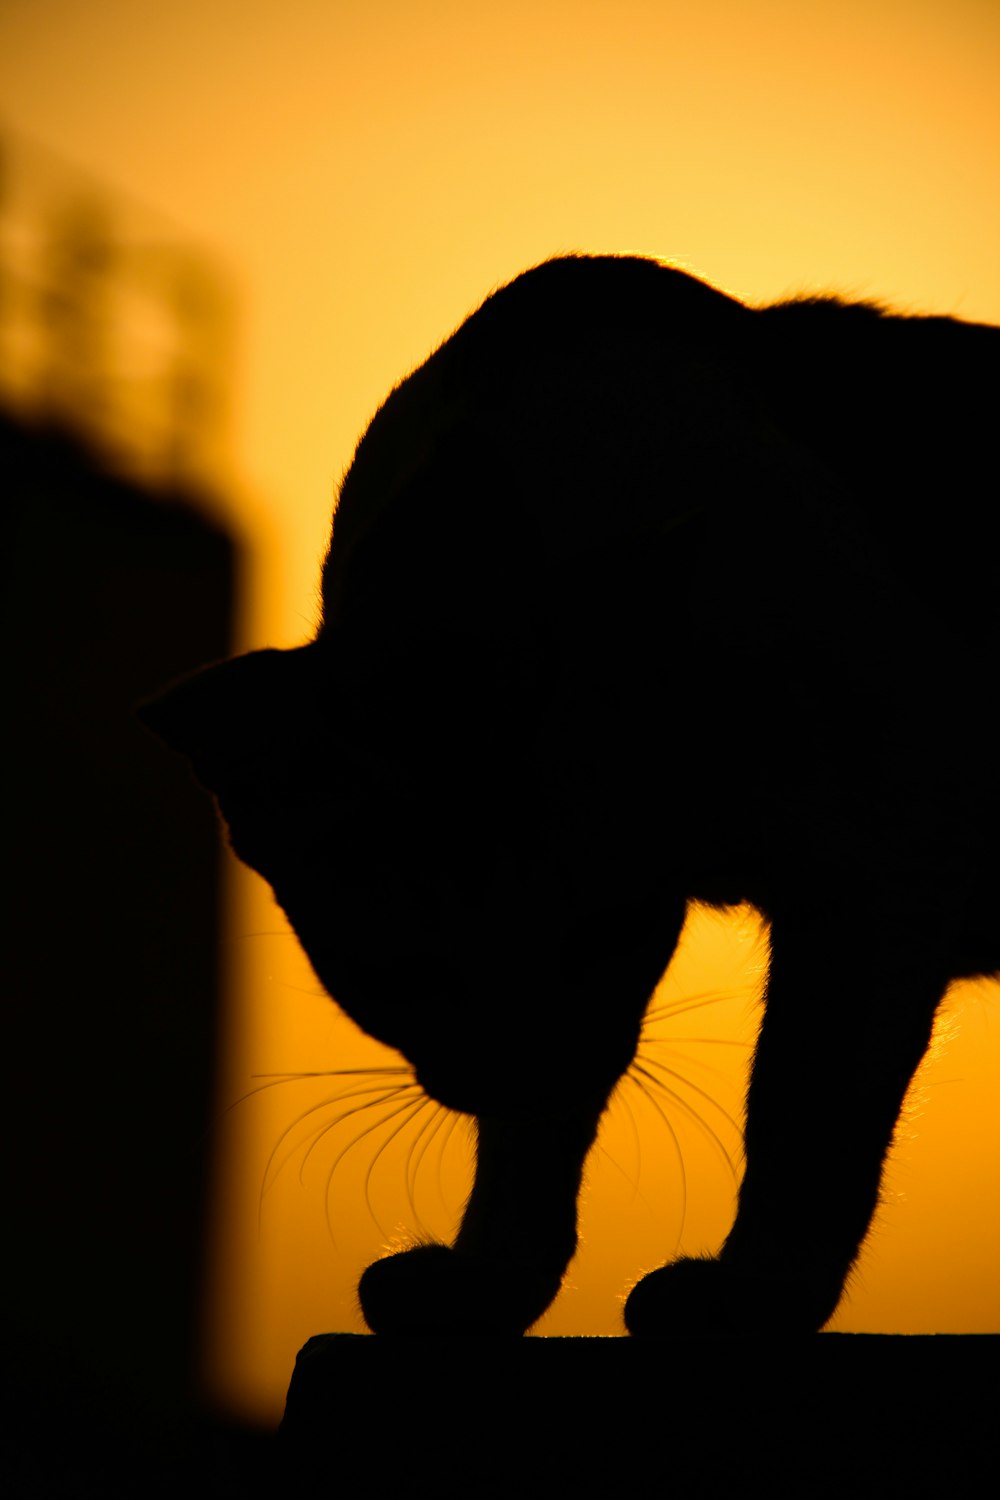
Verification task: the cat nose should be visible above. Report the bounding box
[414,1062,514,1119]
[413,1046,552,1119]
[414,1066,480,1117]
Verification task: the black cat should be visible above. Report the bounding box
[142,255,998,1335]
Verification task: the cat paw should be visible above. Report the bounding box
[624,1256,839,1337]
[358,1243,563,1336]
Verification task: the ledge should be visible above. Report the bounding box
[277,1332,997,1494]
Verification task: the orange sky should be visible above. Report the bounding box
[3,0,998,1425]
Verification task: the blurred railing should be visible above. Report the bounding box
[0,125,234,494]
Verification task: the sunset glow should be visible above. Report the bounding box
[3,0,998,1426]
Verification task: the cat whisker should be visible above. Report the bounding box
[403,1098,459,1236]
[638,1052,744,1143]
[261,1084,405,1191]
[245,1063,470,1248]
[607,1074,645,1201]
[655,1036,751,1048]
[234,1063,414,1110]
[256,1076,420,1230]
[324,1090,431,1245]
[431,1107,472,1224]
[645,1039,750,1099]
[596,1087,664,1221]
[630,1057,742,1185]
[644,987,751,1026]
[398,1102,445,1239]
[622,1064,689,1244]
[298,1083,422,1181]
[362,1094,439,1239]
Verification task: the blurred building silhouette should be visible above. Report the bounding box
[1,128,240,1457]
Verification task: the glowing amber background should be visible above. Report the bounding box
[4,0,998,1425]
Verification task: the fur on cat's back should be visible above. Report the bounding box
[143,255,998,1336]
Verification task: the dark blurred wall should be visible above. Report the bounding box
[2,410,237,1440]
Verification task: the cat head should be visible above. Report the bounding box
[140,628,675,1119]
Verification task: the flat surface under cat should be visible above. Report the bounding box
[143,255,999,1336]
[278,1333,998,1495]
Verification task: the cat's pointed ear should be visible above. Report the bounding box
[136,657,224,757]
[137,644,316,776]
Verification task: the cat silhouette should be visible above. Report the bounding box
[142,255,998,1335]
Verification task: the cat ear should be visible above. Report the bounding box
[136,644,317,775]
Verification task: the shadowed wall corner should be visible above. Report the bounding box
[0,128,244,1474]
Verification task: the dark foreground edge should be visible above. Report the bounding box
[277,1332,997,1496]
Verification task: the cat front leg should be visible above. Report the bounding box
[625,911,948,1335]
[358,1109,602,1335]
[358,882,683,1336]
